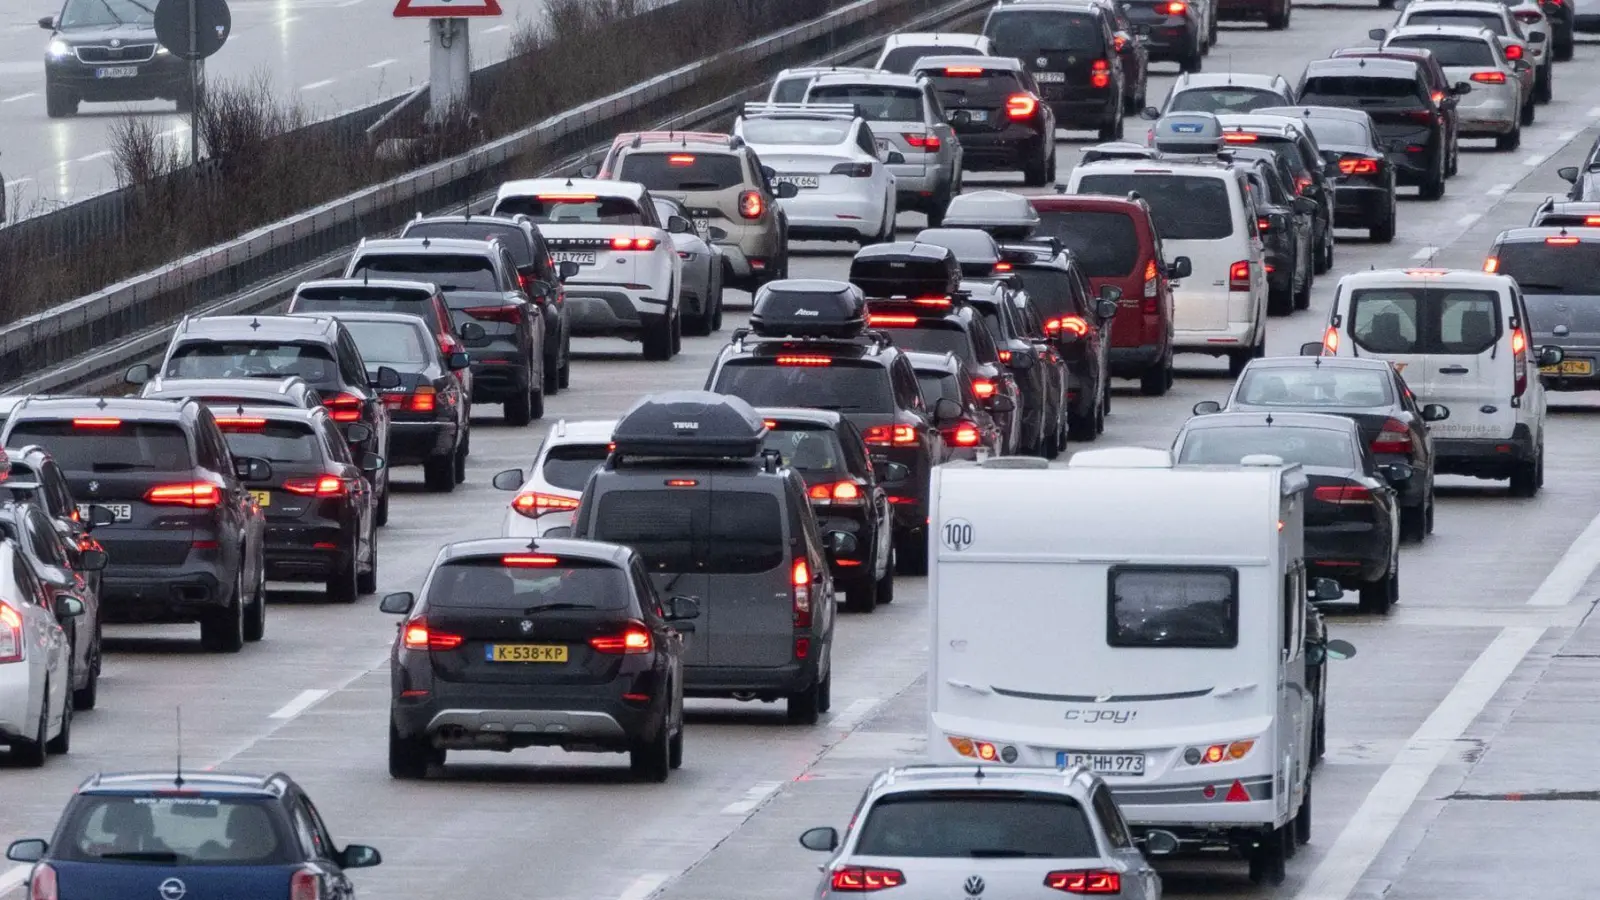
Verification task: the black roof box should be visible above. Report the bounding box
[848,242,962,299]
[749,279,866,339]
[611,391,768,460]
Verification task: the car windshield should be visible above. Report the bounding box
[1010,269,1084,323]
[771,76,813,103]
[1235,366,1394,407]
[807,84,923,121]
[60,0,155,28]
[1178,425,1359,468]
[1491,242,1600,295]
[1169,87,1284,113]
[6,420,192,472]
[426,557,631,610]
[347,254,499,293]
[1035,211,1141,277]
[342,321,431,371]
[713,360,895,412]
[985,10,1105,54]
[855,791,1099,858]
[51,795,297,865]
[879,323,975,362]
[1404,10,1506,33]
[541,443,611,492]
[291,287,441,329]
[216,420,321,464]
[165,341,339,385]
[1386,37,1496,67]
[880,44,983,74]
[1348,287,1501,354]
[493,196,645,226]
[402,223,533,267]
[761,425,847,474]
[739,119,853,145]
[1075,174,1234,240]
[616,152,747,192]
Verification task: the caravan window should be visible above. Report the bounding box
[1107,566,1238,649]
[1284,563,1306,657]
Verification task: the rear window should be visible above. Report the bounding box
[215,419,321,463]
[915,370,962,408]
[164,341,338,385]
[342,320,431,370]
[880,44,982,74]
[739,119,852,146]
[590,490,784,574]
[1235,366,1394,407]
[761,424,847,474]
[426,557,631,610]
[855,791,1099,858]
[1168,87,1284,114]
[1012,268,1084,321]
[542,443,611,492]
[985,9,1105,54]
[615,152,747,192]
[806,84,923,121]
[771,76,812,104]
[1075,174,1234,240]
[1177,425,1359,468]
[880,322,975,362]
[1108,566,1238,649]
[1035,211,1141,277]
[1492,241,1600,295]
[6,420,193,473]
[52,795,296,865]
[1403,10,1505,32]
[920,71,1026,105]
[1304,117,1371,148]
[1299,75,1426,106]
[493,195,644,226]
[291,286,439,325]
[403,223,533,267]
[1385,37,1495,67]
[347,254,499,293]
[713,359,895,413]
[1349,287,1502,355]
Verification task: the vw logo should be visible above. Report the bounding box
[963,875,986,896]
[158,878,187,900]
[1036,56,1049,66]
[519,620,533,634]
[87,481,99,494]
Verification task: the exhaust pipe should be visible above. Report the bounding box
[731,691,758,702]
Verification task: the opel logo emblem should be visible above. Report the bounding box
[519,620,533,634]
[1036,56,1048,66]
[158,878,187,900]
[87,481,99,493]
[963,875,986,896]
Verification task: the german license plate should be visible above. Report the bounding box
[1057,751,1146,775]
[968,110,990,122]
[78,503,131,522]
[876,138,893,154]
[551,251,595,265]
[249,490,271,507]
[1035,71,1066,83]
[776,174,819,189]
[486,644,568,663]
[1541,358,1592,375]
[95,66,138,79]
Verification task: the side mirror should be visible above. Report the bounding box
[360,453,385,472]
[234,457,272,482]
[6,839,46,862]
[1139,830,1179,857]
[775,181,801,199]
[1167,256,1192,279]
[990,394,1017,414]
[54,595,84,619]
[124,362,154,385]
[558,260,582,280]
[491,468,525,491]
[527,282,552,300]
[447,351,471,371]
[1099,284,1123,304]
[1537,345,1565,367]
[579,164,599,178]
[379,591,415,614]
[933,397,962,423]
[1367,27,1386,40]
[340,845,382,869]
[374,366,402,390]
[1007,349,1035,370]
[1379,462,1413,483]
[343,422,373,444]
[799,826,840,852]
[707,226,729,241]
[1294,196,1318,215]
[1530,31,1546,42]
[1300,341,1324,357]
[1311,577,1343,602]
[1325,638,1357,659]
[87,505,117,528]
[1140,106,1162,120]
[1192,400,1222,415]
[666,595,701,620]
[948,109,973,127]
[1422,403,1449,421]
[1558,166,1580,184]
[886,150,906,165]
[1513,59,1532,72]
[761,165,778,181]
[1096,298,1120,320]
[1453,81,1472,95]
[667,215,692,234]
[77,549,108,572]
[826,531,858,556]
[880,462,911,482]
[38,16,56,30]
[458,320,489,344]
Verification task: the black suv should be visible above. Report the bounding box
[1297,57,1450,200]
[981,0,1127,139]
[1229,147,1317,314]
[705,280,948,575]
[38,0,192,118]
[911,56,1061,184]
[1,397,271,652]
[128,314,398,526]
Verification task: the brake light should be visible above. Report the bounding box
[1314,484,1374,504]
[1339,158,1379,175]
[808,481,864,505]
[283,476,346,497]
[511,491,580,518]
[1471,70,1507,83]
[668,154,696,166]
[0,601,23,663]
[1164,0,1187,10]
[950,421,981,446]
[831,867,904,891]
[610,236,658,251]
[463,304,523,325]
[145,482,221,507]
[1229,260,1251,291]
[29,864,57,900]
[1546,236,1580,245]
[406,385,437,412]
[904,133,941,149]
[1114,34,1127,51]
[537,193,598,201]
[972,378,997,399]
[290,868,321,900]
[590,621,653,654]
[944,66,984,75]
[213,416,267,428]
[1371,418,1412,455]
[868,313,920,326]
[1142,260,1160,311]
[71,417,121,428]
[1223,131,1258,143]
[1257,216,1272,233]
[1431,90,1446,104]
[1007,93,1038,119]
[1408,109,1437,124]
[1046,871,1121,894]
[1586,216,1600,225]
[1090,59,1110,90]
[993,262,1012,272]
[401,619,464,651]
[502,554,559,566]
[740,191,765,220]
[1513,326,1529,397]
[321,391,364,422]
[1045,315,1089,338]
[863,424,918,446]
[831,162,874,178]
[1322,325,1339,354]
[998,349,1012,362]
[793,558,812,627]
[1504,44,1524,59]
[775,355,833,366]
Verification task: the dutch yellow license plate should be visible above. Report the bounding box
[249,490,271,507]
[487,644,568,663]
[1541,359,1593,376]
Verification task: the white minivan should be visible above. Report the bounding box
[1311,268,1563,495]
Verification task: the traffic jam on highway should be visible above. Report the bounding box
[5,0,1600,897]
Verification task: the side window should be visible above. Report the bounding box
[27,511,62,567]
[923,84,944,122]
[892,358,924,412]
[632,560,663,617]
[1283,562,1306,657]
[298,797,336,860]
[968,317,1001,363]
[321,420,355,465]
[13,555,45,607]
[287,802,320,858]
[192,415,226,474]
[1091,785,1134,849]
[836,421,873,479]
[47,465,75,518]
[501,249,521,290]
[337,332,368,389]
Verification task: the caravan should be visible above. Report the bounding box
[926,450,1354,885]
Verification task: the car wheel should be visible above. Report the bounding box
[326,543,360,604]
[786,679,822,726]
[1556,36,1574,62]
[1181,38,1204,71]
[201,569,247,652]
[375,487,390,527]
[642,317,674,360]
[543,350,560,394]
[357,530,378,596]
[388,718,435,780]
[1496,125,1522,152]
[13,688,48,767]
[503,388,533,426]
[1521,96,1536,126]
[668,714,684,770]
[46,684,71,755]
[454,429,469,484]
[670,308,683,355]
[1096,111,1124,141]
[1509,449,1541,496]
[1139,361,1169,396]
[1371,203,1397,243]
[423,450,456,492]
[875,552,895,604]
[558,334,572,388]
[1247,824,1291,886]
[44,84,78,119]
[710,278,725,332]
[1294,266,1312,310]
[895,531,928,576]
[1535,63,1553,103]
[844,570,878,614]
[244,561,266,643]
[629,719,672,781]
[529,365,546,421]
[73,657,98,712]
[1268,282,1294,317]
[817,668,832,714]
[1315,219,1333,273]
[1295,778,1313,844]
[1022,144,1051,186]
[1358,561,1397,614]
[1400,500,1427,543]
[1419,160,1445,200]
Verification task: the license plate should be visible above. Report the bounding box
[249,490,271,507]
[95,66,138,79]
[1035,71,1067,83]
[1057,751,1146,775]
[876,138,893,154]
[968,110,990,122]
[78,503,131,522]
[693,219,710,236]
[1541,358,1592,375]
[551,251,595,265]
[776,175,819,189]
[486,644,568,663]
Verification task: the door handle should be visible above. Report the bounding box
[1439,365,1470,374]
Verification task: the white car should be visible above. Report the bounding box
[1389,0,1548,103]
[872,32,994,73]
[1383,26,1526,149]
[734,104,898,244]
[767,65,879,104]
[491,178,684,361]
[491,419,617,537]
[0,539,79,766]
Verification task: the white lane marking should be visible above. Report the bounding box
[1409,247,1435,260]
[1486,183,1512,196]
[1522,153,1546,167]
[74,150,111,163]
[302,79,335,91]
[721,780,784,815]
[484,23,510,33]
[1,92,37,104]
[1527,508,1600,605]
[1457,212,1481,228]
[368,58,397,68]
[829,697,880,731]
[1557,129,1579,143]
[0,867,26,897]
[269,688,329,719]
[618,873,669,900]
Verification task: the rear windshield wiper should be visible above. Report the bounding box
[967,849,1034,858]
[95,851,183,863]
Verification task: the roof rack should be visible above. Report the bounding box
[741,102,860,120]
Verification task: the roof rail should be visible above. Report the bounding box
[728,135,746,150]
[741,102,860,120]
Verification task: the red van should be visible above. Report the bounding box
[1028,194,1183,395]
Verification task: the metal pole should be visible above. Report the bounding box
[188,0,199,165]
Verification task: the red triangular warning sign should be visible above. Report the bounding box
[393,0,502,18]
[1224,780,1251,803]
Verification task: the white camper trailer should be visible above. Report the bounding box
[927,451,1353,885]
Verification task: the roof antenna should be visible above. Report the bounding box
[1265,413,1274,425]
[174,706,185,788]
[525,536,540,551]
[565,177,575,187]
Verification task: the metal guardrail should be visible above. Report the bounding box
[0,0,990,396]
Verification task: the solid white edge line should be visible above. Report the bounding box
[618,872,670,900]
[721,780,784,815]
[1457,213,1482,227]
[1527,508,1600,605]
[1486,183,1512,196]
[368,58,397,68]
[1409,247,1434,260]
[1294,626,1545,900]
[269,688,330,719]
[302,79,335,91]
[1,93,38,104]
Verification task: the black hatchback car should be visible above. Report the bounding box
[381,538,695,782]
[981,1,1127,140]
[6,770,382,899]
[911,56,1061,184]
[1,397,271,652]
[38,0,192,118]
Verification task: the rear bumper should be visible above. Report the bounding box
[1138,23,1199,58]
[101,566,226,620]
[1109,344,1164,375]
[1173,319,1260,353]
[956,127,1049,169]
[1042,94,1118,127]
[782,191,883,240]
[1537,348,1600,390]
[263,522,350,581]
[46,57,189,101]
[815,510,879,579]
[565,287,668,337]
[1333,184,1390,227]
[0,668,36,743]
[1435,424,1535,477]
[1216,0,1283,16]
[1306,521,1389,585]
[469,348,532,402]
[392,680,667,750]
[386,420,459,465]
[684,660,819,698]
[1457,96,1520,135]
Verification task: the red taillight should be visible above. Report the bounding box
[71,417,121,428]
[1546,236,1580,245]
[1471,70,1507,83]
[1143,259,1159,310]
[792,558,812,627]
[502,554,560,566]
[808,481,864,506]
[29,864,57,900]
[972,378,997,399]
[1371,418,1412,455]
[511,491,581,518]
[740,191,765,219]
[1163,0,1187,11]
[1223,131,1258,143]
[283,476,346,497]
[668,154,696,166]
[1257,216,1272,233]
[903,133,941,149]
[1313,484,1373,504]
[145,482,221,507]
[401,619,464,651]
[863,424,918,446]
[290,869,321,900]
[1512,326,1528,396]
[463,304,524,324]
[321,391,363,423]
[1408,109,1437,124]
[868,313,921,327]
[0,601,23,663]
[590,621,653,654]
[1504,43,1524,59]
[1113,34,1127,51]
[775,355,833,366]
[1048,315,1089,337]
[1007,93,1038,119]
[1339,158,1379,175]
[950,422,981,446]
[610,235,659,251]
[1322,325,1339,355]
[214,415,268,429]
[1090,59,1110,90]
[1484,256,1500,273]
[831,867,904,892]
[998,349,1012,362]
[1431,90,1446,104]
[1046,870,1121,894]
[1229,260,1251,291]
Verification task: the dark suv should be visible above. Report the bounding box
[38,0,191,118]
[911,56,1061,183]
[981,0,1126,140]
[1297,57,1450,200]
[1327,47,1462,178]
[1,397,270,652]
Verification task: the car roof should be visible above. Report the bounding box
[145,376,312,397]
[353,237,501,257]
[1389,24,1498,41]
[989,0,1103,13]
[1304,57,1421,77]
[902,349,965,373]
[438,537,634,566]
[1405,0,1506,11]
[295,277,440,295]
[1338,267,1514,289]
[9,396,196,423]
[1176,72,1285,90]
[1215,114,1303,135]
[913,55,1025,72]
[294,310,433,329]
[211,404,329,425]
[1182,410,1365,433]
[1495,226,1600,244]
[1331,46,1441,66]
[754,406,847,427]
[775,66,878,79]
[1534,200,1600,217]
[545,418,620,444]
[1254,105,1375,125]
[1246,355,1397,373]
[808,70,925,88]
[77,771,294,798]
[865,764,1097,799]
[621,141,742,156]
[175,314,338,341]
[884,32,990,48]
[497,178,649,202]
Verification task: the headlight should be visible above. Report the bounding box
[156,45,170,55]
[48,40,70,58]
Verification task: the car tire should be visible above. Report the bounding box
[504,388,533,426]
[895,532,928,576]
[844,571,878,614]
[818,668,832,714]
[558,335,572,388]
[326,544,360,604]
[1265,1,1289,29]
[1370,203,1396,243]
[1521,97,1536,126]
[1536,63,1553,103]
[1358,562,1397,614]
[684,293,714,337]
[201,570,247,653]
[1247,824,1291,886]
[1139,361,1169,396]
[375,487,390,527]
[786,679,822,726]
[244,562,266,643]
[1294,267,1312,311]
[388,719,434,780]
[1495,125,1522,151]
[454,429,469,484]
[1022,145,1051,187]
[642,317,674,361]
[543,351,560,395]
[668,715,684,770]
[529,370,546,421]
[875,554,895,604]
[46,686,71,755]
[44,84,77,119]
[14,690,48,767]
[1181,39,1204,72]
[1419,161,1446,200]
[670,308,683,356]
[630,720,672,782]
[1097,112,1124,142]
[1556,37,1574,62]
[357,531,378,596]
[73,659,98,712]
[1295,779,1313,845]
[1315,219,1333,274]
[1509,450,1541,496]
[423,452,456,492]
[1068,401,1096,442]
[1268,282,1294,317]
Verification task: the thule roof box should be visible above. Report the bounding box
[610,391,769,461]
[1080,141,1160,164]
[749,280,867,339]
[1151,112,1225,155]
[741,102,859,120]
[849,242,962,299]
[914,228,1003,278]
[940,190,1039,241]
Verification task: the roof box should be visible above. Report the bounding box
[1151,112,1224,155]
[1081,141,1160,164]
[611,391,768,460]
[849,242,962,299]
[1066,447,1174,469]
[913,228,1003,278]
[940,190,1039,241]
[749,279,866,339]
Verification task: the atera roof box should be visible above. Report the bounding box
[849,242,962,299]
[749,279,866,339]
[611,391,768,460]
[940,190,1039,241]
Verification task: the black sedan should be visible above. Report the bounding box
[1259,105,1398,243]
[966,280,1069,458]
[905,350,1009,463]
[1173,410,1405,614]
[1198,354,1447,542]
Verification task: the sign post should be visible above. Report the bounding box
[393,0,502,122]
[154,0,232,165]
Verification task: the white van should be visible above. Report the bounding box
[927,451,1354,886]
[1311,268,1563,496]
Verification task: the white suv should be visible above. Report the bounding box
[490,419,616,537]
[1314,268,1562,495]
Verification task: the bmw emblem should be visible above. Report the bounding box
[87,481,99,494]
[158,878,187,900]
[964,875,986,896]
[519,620,534,634]
[1036,56,1049,66]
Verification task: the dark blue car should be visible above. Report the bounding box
[6,771,380,900]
